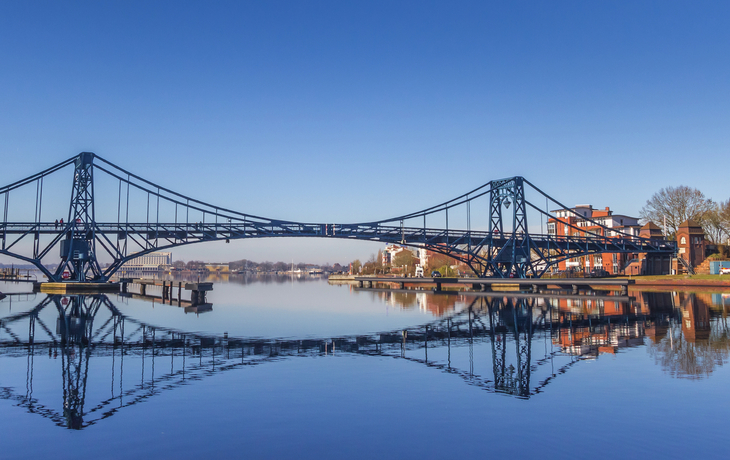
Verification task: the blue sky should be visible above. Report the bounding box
[1,1,728,264]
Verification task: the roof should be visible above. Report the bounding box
[641,222,662,230]
[678,219,703,229]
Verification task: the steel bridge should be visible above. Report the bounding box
[0,152,675,282]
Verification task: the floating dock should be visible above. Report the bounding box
[120,278,213,305]
[33,282,121,294]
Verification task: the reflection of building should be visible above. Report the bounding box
[122,251,172,273]
[677,293,711,342]
[415,292,459,316]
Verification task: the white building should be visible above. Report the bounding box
[122,252,172,273]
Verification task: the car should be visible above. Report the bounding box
[720,267,730,275]
[587,268,608,278]
[431,271,442,278]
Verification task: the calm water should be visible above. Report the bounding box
[1,276,729,460]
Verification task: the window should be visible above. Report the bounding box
[680,236,686,245]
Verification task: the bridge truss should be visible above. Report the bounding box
[0,152,675,281]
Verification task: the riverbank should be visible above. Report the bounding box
[330,273,730,291]
[612,274,730,292]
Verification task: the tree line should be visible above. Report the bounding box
[350,249,471,277]
[171,259,348,272]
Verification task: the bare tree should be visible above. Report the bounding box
[702,204,727,244]
[719,199,730,243]
[640,186,714,237]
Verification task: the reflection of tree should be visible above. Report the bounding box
[420,294,458,316]
[391,292,418,309]
[371,290,460,315]
[648,324,730,379]
[647,291,730,382]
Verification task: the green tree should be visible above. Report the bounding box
[392,250,417,275]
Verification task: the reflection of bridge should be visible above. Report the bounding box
[1,291,706,429]
[0,152,674,282]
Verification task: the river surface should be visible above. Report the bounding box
[1,276,729,460]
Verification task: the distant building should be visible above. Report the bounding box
[383,244,414,265]
[122,252,172,273]
[205,263,230,274]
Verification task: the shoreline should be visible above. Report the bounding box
[329,274,730,291]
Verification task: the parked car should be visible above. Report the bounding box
[431,271,442,278]
[587,268,608,278]
[720,267,730,275]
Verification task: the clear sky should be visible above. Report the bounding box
[0,1,728,264]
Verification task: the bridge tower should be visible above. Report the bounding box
[487,177,533,277]
[55,153,105,282]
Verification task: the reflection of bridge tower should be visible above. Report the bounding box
[53,295,117,429]
[53,295,110,345]
[488,297,534,397]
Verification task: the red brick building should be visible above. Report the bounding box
[548,205,642,274]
